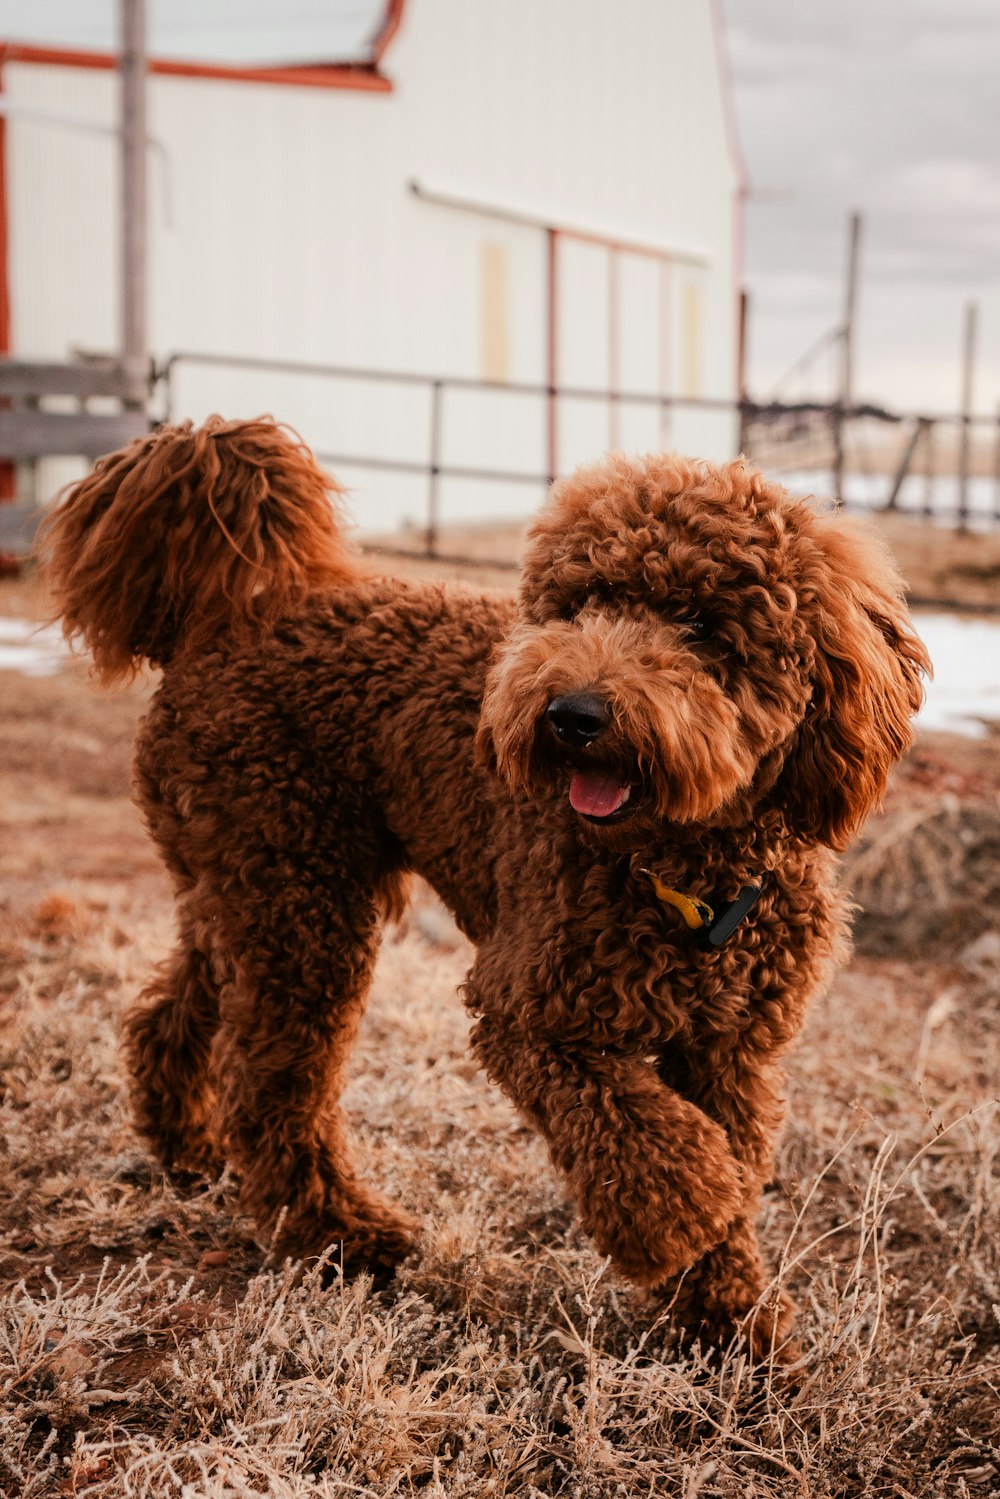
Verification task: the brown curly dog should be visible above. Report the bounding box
[43,416,929,1354]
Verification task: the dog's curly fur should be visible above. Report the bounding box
[43,416,929,1353]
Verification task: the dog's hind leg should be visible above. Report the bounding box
[123,918,223,1179]
[208,864,417,1277]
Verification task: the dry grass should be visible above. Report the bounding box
[366,510,1000,615]
[2,565,999,1497]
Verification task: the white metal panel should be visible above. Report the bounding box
[617,255,666,457]
[5,0,740,526]
[5,65,119,362]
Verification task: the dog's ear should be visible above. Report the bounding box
[773,513,930,850]
[473,708,500,779]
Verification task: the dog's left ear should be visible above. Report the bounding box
[774,513,931,850]
[473,703,500,779]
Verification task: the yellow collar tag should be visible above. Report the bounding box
[640,869,716,930]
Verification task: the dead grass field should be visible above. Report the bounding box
[1,534,999,1497]
[370,508,1000,612]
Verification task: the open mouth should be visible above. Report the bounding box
[568,769,637,823]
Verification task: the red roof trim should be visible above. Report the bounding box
[371,0,408,65]
[0,41,393,93]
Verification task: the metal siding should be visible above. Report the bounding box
[6,0,738,526]
[6,64,119,361]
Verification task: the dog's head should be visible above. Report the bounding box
[477,453,930,850]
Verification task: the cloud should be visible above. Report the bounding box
[720,0,1000,406]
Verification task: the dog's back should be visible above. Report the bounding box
[136,570,516,943]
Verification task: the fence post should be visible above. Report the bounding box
[159,356,175,424]
[546,227,558,485]
[607,247,620,450]
[923,419,936,520]
[884,418,926,513]
[957,300,977,531]
[737,289,750,456]
[120,0,148,409]
[833,212,862,505]
[831,405,844,505]
[426,379,443,558]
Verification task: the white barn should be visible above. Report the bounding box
[0,0,744,534]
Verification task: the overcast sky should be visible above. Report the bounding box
[0,0,381,64]
[4,2,998,414]
[719,0,1000,414]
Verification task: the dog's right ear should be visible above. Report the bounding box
[772,513,930,850]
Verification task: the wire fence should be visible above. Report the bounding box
[159,351,1000,559]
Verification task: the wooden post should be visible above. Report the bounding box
[833,212,861,504]
[120,0,148,407]
[0,77,15,504]
[884,418,926,513]
[957,300,977,530]
[923,419,936,520]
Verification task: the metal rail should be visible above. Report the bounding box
[157,350,1000,549]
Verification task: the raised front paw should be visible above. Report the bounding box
[579,1130,745,1286]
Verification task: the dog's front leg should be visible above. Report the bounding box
[663,1051,795,1356]
[470,1010,744,1286]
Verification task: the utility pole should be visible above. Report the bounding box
[120,0,147,408]
[832,211,861,504]
[957,300,978,530]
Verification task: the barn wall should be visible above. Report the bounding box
[5,0,740,531]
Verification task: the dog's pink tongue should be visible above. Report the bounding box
[569,770,630,818]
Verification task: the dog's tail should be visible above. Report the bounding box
[41,415,359,683]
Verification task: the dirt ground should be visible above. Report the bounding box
[1,530,999,1497]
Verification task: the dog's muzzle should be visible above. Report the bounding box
[547,693,611,748]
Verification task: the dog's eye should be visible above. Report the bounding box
[682,613,712,641]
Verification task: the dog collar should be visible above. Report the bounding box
[638,867,766,948]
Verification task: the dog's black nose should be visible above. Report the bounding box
[547,693,611,746]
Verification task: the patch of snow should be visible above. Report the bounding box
[779,469,999,533]
[912,613,1000,738]
[0,617,72,677]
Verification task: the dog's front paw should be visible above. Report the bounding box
[738,1288,798,1363]
[664,1229,798,1362]
[581,1134,745,1286]
[676,1283,798,1363]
